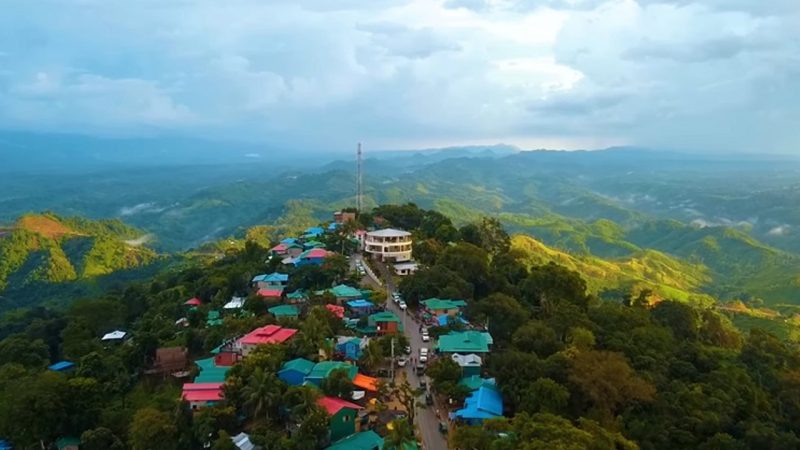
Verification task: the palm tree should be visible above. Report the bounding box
[241,367,282,423]
[360,340,385,373]
[284,386,321,422]
[383,418,415,450]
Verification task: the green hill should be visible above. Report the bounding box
[0,213,159,296]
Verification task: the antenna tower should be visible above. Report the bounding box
[356,142,363,212]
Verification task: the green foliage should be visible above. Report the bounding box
[129,407,178,450]
[321,368,354,399]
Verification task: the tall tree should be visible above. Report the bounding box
[241,367,283,423]
[129,408,178,450]
[383,418,415,450]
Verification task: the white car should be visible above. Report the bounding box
[399,301,407,310]
[421,332,430,342]
[397,357,408,367]
[419,347,429,363]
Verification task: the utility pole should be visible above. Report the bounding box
[356,142,363,213]
[390,337,395,381]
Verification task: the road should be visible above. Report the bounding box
[376,260,449,450]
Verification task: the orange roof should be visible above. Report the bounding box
[353,373,377,392]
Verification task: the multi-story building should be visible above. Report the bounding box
[364,228,412,262]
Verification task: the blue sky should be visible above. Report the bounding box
[1,0,798,153]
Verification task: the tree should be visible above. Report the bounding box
[652,301,700,341]
[383,418,415,450]
[321,368,354,399]
[511,320,561,357]
[427,357,462,387]
[568,350,655,422]
[211,431,237,450]
[519,378,569,415]
[292,406,330,450]
[129,408,178,450]
[437,242,490,297]
[241,367,283,423]
[393,373,423,424]
[521,263,589,314]
[472,293,529,345]
[284,386,321,423]
[0,335,50,368]
[359,339,386,374]
[81,427,124,450]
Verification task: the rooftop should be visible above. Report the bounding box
[307,361,357,380]
[437,331,492,353]
[257,287,284,297]
[279,358,316,375]
[268,304,300,317]
[330,284,363,298]
[317,396,363,415]
[182,383,224,402]
[370,311,401,323]
[224,296,246,309]
[421,298,467,311]
[455,384,503,420]
[238,324,298,346]
[185,297,202,306]
[48,361,75,372]
[353,373,378,392]
[347,299,374,308]
[366,228,411,238]
[194,357,230,383]
[460,375,496,391]
[264,272,289,282]
[326,304,345,319]
[101,330,127,341]
[451,353,482,367]
[297,248,329,259]
[326,431,384,450]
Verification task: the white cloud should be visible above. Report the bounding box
[0,0,797,152]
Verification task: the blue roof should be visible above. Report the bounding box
[304,227,324,236]
[265,272,289,282]
[48,361,75,372]
[252,274,267,282]
[0,439,12,450]
[281,238,298,244]
[455,385,503,420]
[347,299,374,308]
[437,314,470,327]
[327,223,339,231]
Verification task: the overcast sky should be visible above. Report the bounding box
[1,0,798,153]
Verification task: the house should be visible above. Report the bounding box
[182,383,224,410]
[303,240,326,249]
[304,361,357,387]
[207,310,223,326]
[368,311,403,335]
[194,357,232,383]
[459,375,496,392]
[454,384,503,424]
[364,229,412,262]
[346,299,374,317]
[269,304,300,319]
[333,211,357,225]
[253,272,289,288]
[48,361,75,372]
[272,242,304,257]
[257,287,284,300]
[224,296,246,310]
[236,325,298,356]
[326,304,345,319]
[352,373,378,393]
[326,430,383,450]
[294,248,330,267]
[286,290,308,304]
[55,437,80,450]
[318,396,363,442]
[101,330,127,342]
[436,331,492,354]
[185,297,202,307]
[335,336,369,360]
[146,347,188,376]
[421,298,467,317]
[281,237,298,245]
[451,353,482,377]
[232,432,256,450]
[393,261,419,276]
[303,226,325,238]
[323,284,363,304]
[278,358,316,386]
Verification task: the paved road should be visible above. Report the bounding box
[377,262,449,450]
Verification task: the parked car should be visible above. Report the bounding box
[397,357,408,367]
[419,347,428,362]
[439,421,448,434]
[421,332,430,342]
[426,392,434,405]
[399,301,407,310]
[419,377,427,389]
[392,295,401,304]
[416,363,426,375]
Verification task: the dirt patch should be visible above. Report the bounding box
[16,215,78,239]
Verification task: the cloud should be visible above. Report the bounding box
[767,225,789,236]
[0,0,797,152]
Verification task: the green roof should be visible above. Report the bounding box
[268,304,300,317]
[330,284,363,298]
[326,431,384,450]
[195,357,230,383]
[280,357,316,375]
[459,375,496,391]
[287,290,308,300]
[369,311,401,323]
[421,298,467,310]
[56,437,80,449]
[207,310,221,320]
[307,361,357,380]
[436,331,492,353]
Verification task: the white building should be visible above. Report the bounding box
[365,228,413,262]
[394,261,419,276]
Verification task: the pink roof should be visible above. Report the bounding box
[185,298,202,306]
[257,287,284,297]
[182,383,223,402]
[303,248,329,258]
[326,304,345,319]
[317,396,363,415]
[239,325,298,346]
[271,243,288,252]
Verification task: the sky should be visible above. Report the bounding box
[1,0,798,153]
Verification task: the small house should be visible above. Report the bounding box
[305,361,357,387]
[459,375,496,392]
[454,384,503,424]
[326,304,345,319]
[101,330,127,342]
[294,248,330,267]
[146,347,188,376]
[253,272,289,289]
[393,261,419,276]
[303,240,326,249]
[436,331,492,354]
[326,430,383,450]
[224,296,246,310]
[207,310,223,327]
[278,358,316,386]
[451,353,482,377]
[232,432,255,450]
[333,211,357,225]
[421,298,467,317]
[182,383,224,410]
[368,311,402,335]
[318,396,363,442]
[257,287,284,301]
[303,227,325,238]
[286,290,308,304]
[329,284,363,304]
[334,336,369,361]
[268,304,300,319]
[194,357,232,383]
[236,325,298,356]
[346,299,374,317]
[185,297,202,307]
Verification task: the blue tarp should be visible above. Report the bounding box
[0,439,12,450]
[437,314,469,327]
[48,361,75,372]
